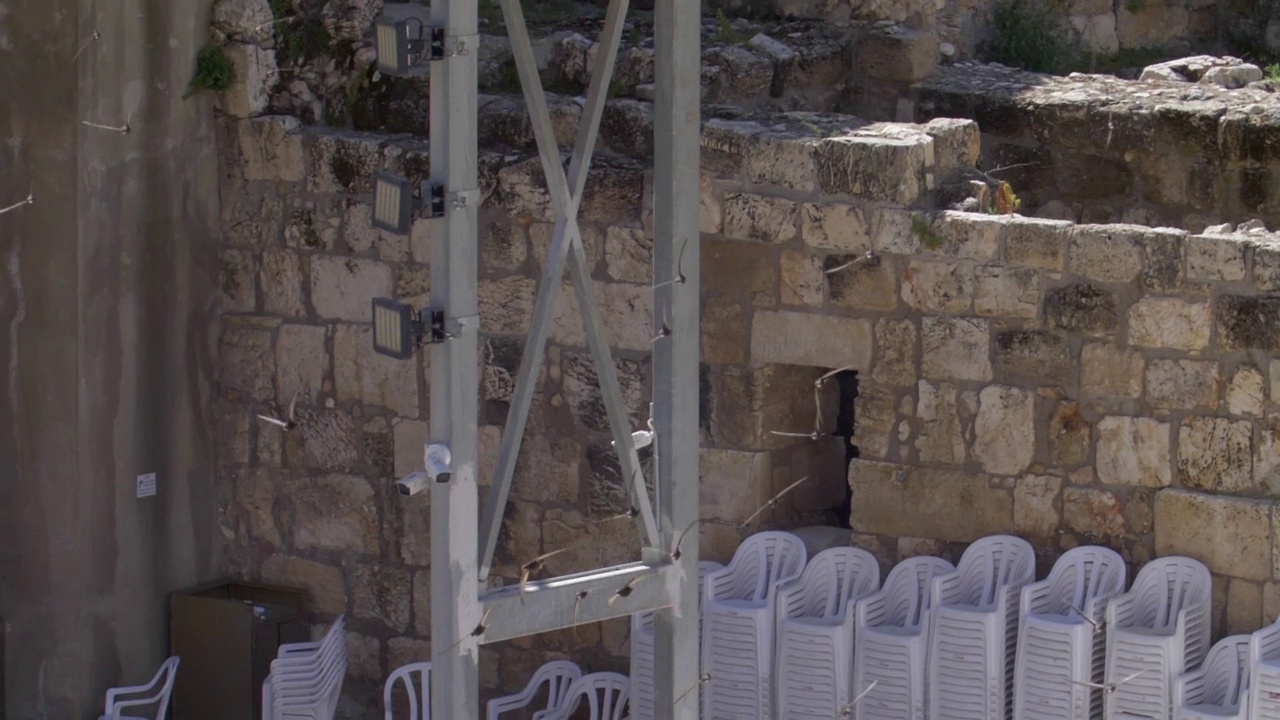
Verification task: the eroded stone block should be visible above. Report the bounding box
[1154,489,1271,581]
[921,316,991,382]
[974,385,1036,476]
[1096,416,1171,487]
[1128,297,1211,350]
[1178,416,1254,492]
[850,461,1012,543]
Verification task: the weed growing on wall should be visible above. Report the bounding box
[184,44,236,98]
[981,0,1071,74]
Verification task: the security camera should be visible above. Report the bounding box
[424,442,452,482]
[395,471,431,497]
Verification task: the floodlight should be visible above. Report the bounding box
[374,17,426,75]
[373,172,415,234]
[372,297,447,359]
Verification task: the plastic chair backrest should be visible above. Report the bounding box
[553,672,630,720]
[533,660,581,713]
[1129,556,1211,630]
[1044,546,1127,615]
[722,531,808,603]
[1202,635,1251,708]
[953,535,1034,607]
[384,662,431,720]
[881,556,955,630]
[784,547,880,621]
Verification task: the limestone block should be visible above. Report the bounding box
[479,277,536,335]
[235,467,282,547]
[1117,6,1190,50]
[1063,486,1126,538]
[274,324,327,404]
[815,133,930,204]
[974,385,1036,476]
[780,250,824,307]
[333,324,420,417]
[711,365,838,450]
[1178,416,1254,492]
[789,526,854,558]
[259,249,306,318]
[310,256,393,322]
[1005,218,1072,270]
[854,385,897,461]
[220,324,276,401]
[750,311,872,369]
[283,408,359,470]
[603,226,651,284]
[1081,343,1144,399]
[706,44,774,101]
[286,474,380,554]
[1045,282,1119,336]
[700,449,772,524]
[1128,297,1212,351]
[212,0,274,39]
[703,296,748,366]
[1254,244,1280,292]
[1070,13,1119,55]
[1217,296,1280,351]
[900,259,974,314]
[220,43,276,119]
[850,461,1013,543]
[1227,579,1264,635]
[994,329,1072,387]
[392,419,429,479]
[856,27,938,83]
[261,555,346,615]
[827,254,897,311]
[577,160,645,225]
[916,380,967,465]
[701,119,763,178]
[387,638,431,677]
[529,223,603,275]
[1140,228,1187,291]
[921,316,991,382]
[215,407,251,465]
[481,222,527,275]
[343,632,381,680]
[975,266,1039,319]
[305,131,386,195]
[1186,234,1248,282]
[923,118,980,173]
[1068,225,1145,283]
[1096,416,1171,487]
[744,131,819,192]
[221,249,257,313]
[1145,359,1219,411]
[1049,401,1092,468]
[239,116,305,182]
[284,204,339,251]
[496,158,553,222]
[723,193,800,244]
[702,238,777,304]
[1014,475,1062,546]
[873,319,918,387]
[701,176,724,235]
[801,203,872,253]
[412,570,431,635]
[353,564,411,633]
[560,352,645,432]
[870,209,920,255]
[926,212,1004,261]
[1154,489,1271,581]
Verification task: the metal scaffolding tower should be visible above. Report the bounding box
[422,0,702,717]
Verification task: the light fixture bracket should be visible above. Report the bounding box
[426,183,447,218]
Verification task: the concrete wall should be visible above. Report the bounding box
[0,0,223,717]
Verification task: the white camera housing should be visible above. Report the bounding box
[394,443,453,497]
[395,471,430,497]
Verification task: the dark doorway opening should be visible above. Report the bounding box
[831,370,859,529]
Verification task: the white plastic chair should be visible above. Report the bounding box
[852,556,955,720]
[1104,556,1212,720]
[385,661,431,720]
[263,615,347,720]
[1248,615,1280,720]
[543,671,631,720]
[927,534,1036,720]
[774,547,881,719]
[1175,635,1249,720]
[702,531,808,720]
[487,660,580,720]
[1013,546,1127,720]
[99,656,181,720]
[631,561,723,720]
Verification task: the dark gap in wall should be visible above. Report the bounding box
[832,370,859,529]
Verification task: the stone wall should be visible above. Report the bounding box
[914,61,1280,232]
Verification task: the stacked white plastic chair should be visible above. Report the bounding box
[262,614,347,720]
[487,660,581,720]
[1104,556,1211,720]
[1249,614,1280,720]
[631,561,723,720]
[702,531,808,720]
[1013,545,1127,720]
[98,656,181,720]
[774,547,881,719]
[927,534,1036,720]
[543,671,631,720]
[384,661,430,720]
[1174,635,1250,720]
[851,555,955,720]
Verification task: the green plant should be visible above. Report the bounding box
[714,10,750,44]
[1268,63,1280,80]
[981,0,1070,74]
[1124,0,1145,13]
[184,44,236,98]
[910,213,946,250]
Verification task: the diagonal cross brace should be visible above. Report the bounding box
[478,0,657,581]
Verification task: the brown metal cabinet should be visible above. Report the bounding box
[169,580,309,720]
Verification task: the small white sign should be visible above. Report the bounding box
[136,473,157,498]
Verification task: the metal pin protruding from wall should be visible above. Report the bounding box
[82,119,132,134]
[0,192,33,216]
[74,31,102,61]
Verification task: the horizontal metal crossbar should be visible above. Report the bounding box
[479,562,676,643]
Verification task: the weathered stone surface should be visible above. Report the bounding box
[1096,416,1171,487]
[344,632,381,681]
[221,43,276,119]
[1145,359,1219,411]
[212,0,273,39]
[723,193,799,243]
[275,324,327,405]
[711,365,837,450]
[1218,296,1280,351]
[479,222,527,276]
[305,131,385,195]
[311,256,394,322]
[284,408,360,470]
[1227,365,1266,417]
[780,250,824,307]
[1186,234,1248,281]
[923,118,980,173]
[284,204,338,251]
[873,319,917,386]
[975,266,1039,319]
[701,449,772,523]
[220,324,276,401]
[333,324,420,417]
[974,386,1036,476]
[1069,225,1145,283]
[479,277,537,334]
[750,311,872,369]
[743,131,818,192]
[1081,343,1144,399]
[1049,401,1092,467]
[1014,475,1062,545]
[239,116,305,182]
[221,249,257,312]
[815,131,931,204]
[261,554,346,615]
[921,316,991,382]
[801,203,872,252]
[286,474,380,554]
[850,461,1012,543]
[853,385,897,461]
[603,226,651,284]
[916,380,967,465]
[235,467,281,547]
[702,296,748,366]
[353,564,411,633]
[1005,218,1072,270]
[387,637,431,676]
[929,212,1005,261]
[701,175,724,235]
[702,238,776,304]
[900,260,974,314]
[1178,416,1254,492]
[1227,579,1264,635]
[1128,298,1212,350]
[994,329,1071,386]
[1045,283,1118,336]
[392,419,429,480]
[826,255,897,311]
[259,249,305,318]
[857,27,938,83]
[1155,490,1272,581]
[560,352,645,432]
[412,570,431,636]
[1063,487,1126,538]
